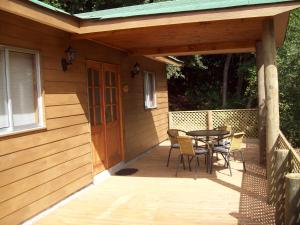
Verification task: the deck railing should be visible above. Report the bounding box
[270,131,300,225]
[169,109,258,137]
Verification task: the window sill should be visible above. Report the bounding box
[0,126,47,138]
[145,106,158,110]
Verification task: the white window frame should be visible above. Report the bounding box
[144,71,157,109]
[0,45,44,137]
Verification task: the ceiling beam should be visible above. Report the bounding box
[131,41,256,57]
[78,2,300,34]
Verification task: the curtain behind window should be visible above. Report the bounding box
[9,51,36,127]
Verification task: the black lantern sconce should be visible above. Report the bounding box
[131,62,140,78]
[61,46,76,72]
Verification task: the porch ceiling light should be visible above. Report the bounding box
[61,46,76,72]
[131,62,140,78]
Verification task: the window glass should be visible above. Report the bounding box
[105,106,112,123]
[144,72,156,109]
[9,51,36,127]
[88,68,92,86]
[94,87,100,105]
[93,70,99,87]
[111,72,116,86]
[95,106,101,125]
[105,71,110,86]
[0,49,8,129]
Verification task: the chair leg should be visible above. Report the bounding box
[206,154,209,173]
[227,154,232,176]
[194,156,199,180]
[188,156,192,171]
[166,147,173,167]
[175,154,182,177]
[210,152,213,174]
[181,155,186,170]
[240,151,246,172]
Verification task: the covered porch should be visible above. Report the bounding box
[34,139,274,225]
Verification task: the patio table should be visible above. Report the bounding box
[186,129,230,173]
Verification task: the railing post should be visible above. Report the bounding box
[274,149,289,225]
[207,110,213,130]
[285,173,300,225]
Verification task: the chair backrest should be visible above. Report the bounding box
[167,129,180,146]
[215,125,233,134]
[229,132,245,151]
[177,136,195,156]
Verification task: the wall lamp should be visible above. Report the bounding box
[131,62,140,78]
[61,46,76,72]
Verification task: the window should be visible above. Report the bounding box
[0,46,44,136]
[105,71,117,123]
[144,71,157,109]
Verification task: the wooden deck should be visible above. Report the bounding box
[34,139,275,225]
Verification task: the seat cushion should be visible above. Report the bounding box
[172,143,180,148]
[213,146,229,154]
[195,147,208,154]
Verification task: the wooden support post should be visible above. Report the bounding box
[256,41,266,165]
[262,19,280,202]
[207,110,213,130]
[274,149,289,225]
[285,173,300,225]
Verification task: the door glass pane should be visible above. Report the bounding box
[93,70,99,87]
[9,51,36,127]
[112,105,117,121]
[88,68,92,86]
[0,49,8,129]
[94,87,100,105]
[95,106,101,125]
[105,106,111,123]
[105,71,110,86]
[89,107,94,126]
[112,88,116,104]
[111,72,116,86]
[105,88,111,104]
[88,87,93,106]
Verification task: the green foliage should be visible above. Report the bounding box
[277,9,300,146]
[40,0,167,14]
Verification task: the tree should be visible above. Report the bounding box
[222,54,232,108]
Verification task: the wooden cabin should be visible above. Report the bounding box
[0,0,299,224]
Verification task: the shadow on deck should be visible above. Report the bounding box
[35,139,275,225]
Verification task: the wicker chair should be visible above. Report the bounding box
[166,129,187,167]
[214,125,233,147]
[211,132,246,176]
[176,136,209,179]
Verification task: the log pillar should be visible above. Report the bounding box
[262,19,280,201]
[285,173,300,225]
[256,41,266,165]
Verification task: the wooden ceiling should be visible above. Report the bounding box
[73,17,266,56]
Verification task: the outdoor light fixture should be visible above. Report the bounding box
[61,46,76,72]
[131,62,140,78]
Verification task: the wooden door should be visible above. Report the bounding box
[103,63,122,168]
[87,61,123,175]
[87,61,106,174]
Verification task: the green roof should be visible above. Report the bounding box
[30,0,295,20]
[75,0,295,20]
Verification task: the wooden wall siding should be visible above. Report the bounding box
[121,56,168,160]
[0,11,168,225]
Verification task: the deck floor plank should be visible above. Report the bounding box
[35,139,275,225]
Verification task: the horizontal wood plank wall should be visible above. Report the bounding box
[120,56,168,161]
[0,11,168,224]
[0,11,93,225]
